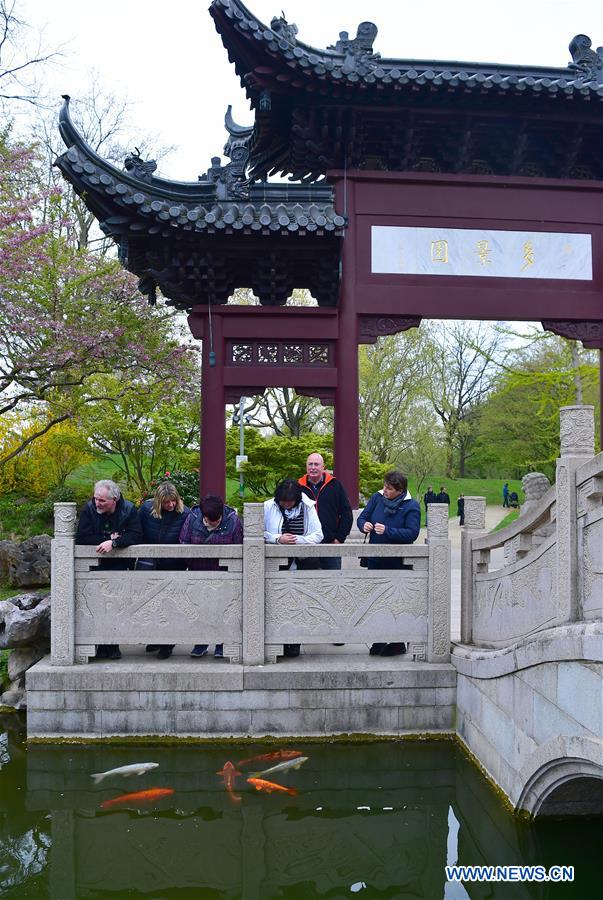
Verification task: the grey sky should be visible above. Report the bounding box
[18,0,603,179]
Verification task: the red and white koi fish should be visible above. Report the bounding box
[217,760,242,803]
[237,749,303,768]
[99,787,174,810]
[247,777,298,797]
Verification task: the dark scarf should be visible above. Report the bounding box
[383,493,407,516]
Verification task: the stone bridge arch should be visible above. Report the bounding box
[516,736,603,817]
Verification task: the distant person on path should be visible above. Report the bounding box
[502,482,510,507]
[75,479,143,660]
[436,486,450,505]
[457,494,465,526]
[297,452,353,570]
[139,482,190,660]
[264,479,323,658]
[357,471,421,657]
[423,485,437,524]
[180,495,243,659]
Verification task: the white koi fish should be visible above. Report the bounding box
[90,762,159,784]
[251,756,308,778]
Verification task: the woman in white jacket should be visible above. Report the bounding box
[263,479,323,657]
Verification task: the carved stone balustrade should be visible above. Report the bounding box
[51,502,451,665]
[459,405,602,648]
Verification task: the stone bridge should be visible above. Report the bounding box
[26,405,602,817]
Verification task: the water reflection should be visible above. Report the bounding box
[0,715,600,898]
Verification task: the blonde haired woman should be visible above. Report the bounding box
[139,482,190,659]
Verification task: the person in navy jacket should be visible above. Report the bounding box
[357,470,421,657]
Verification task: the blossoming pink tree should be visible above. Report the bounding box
[0,138,199,486]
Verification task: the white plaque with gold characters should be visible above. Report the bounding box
[371,226,593,280]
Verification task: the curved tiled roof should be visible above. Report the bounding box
[56,97,345,239]
[55,97,345,307]
[210,0,603,101]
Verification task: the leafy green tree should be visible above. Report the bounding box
[358,330,428,464]
[225,429,389,506]
[0,136,197,470]
[472,335,599,478]
[424,322,501,477]
[77,359,200,499]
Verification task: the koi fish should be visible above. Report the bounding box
[99,787,174,810]
[237,749,303,768]
[251,756,308,778]
[217,760,242,803]
[90,762,159,784]
[247,777,298,797]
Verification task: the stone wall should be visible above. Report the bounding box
[27,657,456,738]
[454,623,602,814]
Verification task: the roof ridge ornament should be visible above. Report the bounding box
[328,21,380,75]
[123,147,157,182]
[199,106,252,200]
[569,34,603,83]
[270,12,298,45]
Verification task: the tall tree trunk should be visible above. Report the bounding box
[570,342,583,404]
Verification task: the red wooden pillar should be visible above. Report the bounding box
[334,176,360,507]
[600,349,603,452]
[199,309,226,499]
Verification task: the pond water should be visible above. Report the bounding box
[0,714,600,899]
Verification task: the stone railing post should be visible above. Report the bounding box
[426,503,450,662]
[556,405,595,623]
[51,502,77,665]
[460,497,487,644]
[242,503,266,665]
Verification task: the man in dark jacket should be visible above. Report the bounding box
[423,485,437,524]
[75,479,143,659]
[298,452,353,570]
[436,486,450,506]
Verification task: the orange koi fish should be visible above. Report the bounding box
[247,777,298,797]
[100,787,174,810]
[237,749,303,768]
[217,760,242,803]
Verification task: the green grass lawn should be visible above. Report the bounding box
[405,475,523,525]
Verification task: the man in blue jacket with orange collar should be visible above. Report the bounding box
[298,452,353,570]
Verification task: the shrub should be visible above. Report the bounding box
[31,485,77,520]
[138,470,199,508]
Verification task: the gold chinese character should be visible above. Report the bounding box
[476,240,491,266]
[521,240,535,271]
[431,240,448,263]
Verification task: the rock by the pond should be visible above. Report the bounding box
[0,684,26,711]
[0,540,18,580]
[7,646,46,681]
[6,534,51,588]
[0,593,50,649]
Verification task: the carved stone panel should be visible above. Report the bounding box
[265,571,428,643]
[464,497,487,530]
[51,539,75,665]
[473,541,558,646]
[581,513,603,621]
[54,503,77,536]
[559,405,595,457]
[74,572,242,645]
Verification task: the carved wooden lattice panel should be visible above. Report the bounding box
[228,341,332,366]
